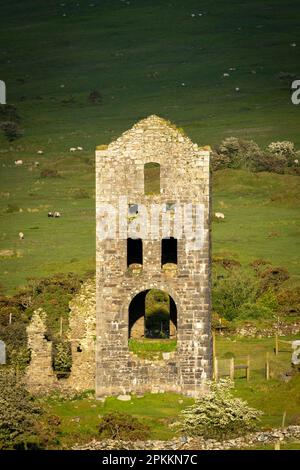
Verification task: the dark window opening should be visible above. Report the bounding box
[144,162,160,195]
[77,345,82,353]
[161,237,177,266]
[127,238,143,266]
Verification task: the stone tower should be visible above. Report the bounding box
[96,115,211,397]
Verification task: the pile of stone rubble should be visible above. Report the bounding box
[73,425,300,450]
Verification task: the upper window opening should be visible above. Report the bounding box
[144,162,160,195]
[161,237,177,266]
[127,237,143,267]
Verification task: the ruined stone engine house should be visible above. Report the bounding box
[24,115,212,397]
[96,115,212,397]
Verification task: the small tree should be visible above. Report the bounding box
[0,369,42,449]
[175,379,262,440]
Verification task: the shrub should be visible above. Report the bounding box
[175,379,262,440]
[52,341,72,377]
[215,137,263,171]
[255,148,288,173]
[267,141,296,166]
[212,270,259,321]
[40,168,59,178]
[0,121,23,141]
[0,369,42,449]
[259,267,289,293]
[277,286,300,316]
[0,104,21,123]
[88,90,102,104]
[238,302,273,320]
[98,412,150,440]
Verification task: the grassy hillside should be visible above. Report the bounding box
[0,0,300,293]
[0,0,300,149]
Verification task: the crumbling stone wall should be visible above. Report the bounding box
[25,308,57,394]
[96,115,212,397]
[65,278,96,391]
[25,280,96,394]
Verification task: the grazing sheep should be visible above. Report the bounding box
[77,146,83,151]
[69,147,77,152]
[14,160,23,166]
[235,87,240,92]
[48,212,54,218]
[37,150,43,155]
[223,73,230,77]
[34,161,39,167]
[294,159,299,164]
[18,232,24,240]
[53,211,61,218]
[214,212,225,220]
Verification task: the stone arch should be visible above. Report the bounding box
[127,287,178,340]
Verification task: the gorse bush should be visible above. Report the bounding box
[98,411,150,440]
[212,137,299,174]
[175,379,263,440]
[0,369,42,449]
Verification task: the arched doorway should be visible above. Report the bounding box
[128,289,177,339]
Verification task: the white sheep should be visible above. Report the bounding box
[77,146,83,151]
[18,232,24,240]
[294,159,299,164]
[34,161,39,167]
[14,160,23,166]
[69,147,77,152]
[223,73,230,77]
[53,211,61,218]
[37,150,43,155]
[214,212,225,220]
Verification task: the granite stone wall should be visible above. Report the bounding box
[96,115,212,397]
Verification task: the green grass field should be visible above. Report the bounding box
[1,0,300,293]
[44,334,300,448]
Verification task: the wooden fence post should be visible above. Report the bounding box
[214,357,219,382]
[265,352,270,380]
[282,411,287,429]
[229,357,235,380]
[275,334,279,356]
[246,355,250,381]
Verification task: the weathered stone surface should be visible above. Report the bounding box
[117,394,132,401]
[73,426,300,450]
[96,115,212,397]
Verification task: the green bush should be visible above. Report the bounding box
[98,411,150,440]
[259,267,289,293]
[52,341,72,376]
[0,121,23,141]
[0,369,55,450]
[175,379,262,440]
[212,270,259,321]
[215,137,264,171]
[238,302,273,320]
